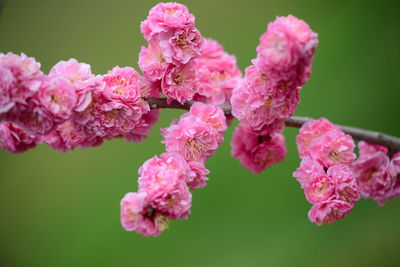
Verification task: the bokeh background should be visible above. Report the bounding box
[1,0,400,266]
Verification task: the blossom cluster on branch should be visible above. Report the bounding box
[1,2,400,237]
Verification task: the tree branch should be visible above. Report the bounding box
[145,97,400,154]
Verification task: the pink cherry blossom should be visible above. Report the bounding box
[308,200,353,226]
[187,161,210,190]
[255,15,318,86]
[328,164,360,204]
[296,117,340,157]
[120,192,168,237]
[352,141,394,205]
[180,102,227,132]
[193,39,242,105]
[138,40,168,81]
[38,77,77,121]
[49,58,103,112]
[43,120,103,152]
[162,116,223,162]
[293,157,326,187]
[231,125,286,174]
[140,2,195,41]
[138,153,192,219]
[304,174,335,204]
[161,61,197,104]
[0,122,41,153]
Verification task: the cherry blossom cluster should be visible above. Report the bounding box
[293,118,359,225]
[120,102,226,236]
[139,2,241,106]
[229,15,317,173]
[353,142,400,205]
[0,53,159,153]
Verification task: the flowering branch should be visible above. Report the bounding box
[145,97,400,154]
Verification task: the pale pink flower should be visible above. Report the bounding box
[138,40,168,81]
[193,39,242,105]
[0,53,44,116]
[161,61,196,104]
[0,122,41,153]
[231,125,286,174]
[180,102,227,133]
[140,2,195,41]
[187,161,210,190]
[38,77,77,121]
[138,153,192,219]
[102,66,143,104]
[49,59,103,112]
[256,15,318,86]
[308,200,353,226]
[120,192,168,237]
[162,117,223,162]
[157,26,202,64]
[293,157,326,187]
[296,117,340,157]
[352,142,394,205]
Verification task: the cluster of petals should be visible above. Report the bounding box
[352,141,400,205]
[293,118,358,225]
[192,39,242,105]
[293,158,359,225]
[231,125,286,173]
[121,103,226,236]
[139,2,203,104]
[231,15,317,136]
[296,118,356,168]
[255,15,318,87]
[0,122,41,153]
[162,102,225,162]
[0,53,159,153]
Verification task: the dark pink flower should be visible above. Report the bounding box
[0,122,41,153]
[308,200,353,226]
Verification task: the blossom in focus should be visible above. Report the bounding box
[0,122,41,153]
[138,153,192,219]
[231,125,286,173]
[180,102,227,133]
[139,40,168,81]
[120,192,168,237]
[308,200,353,226]
[187,161,210,190]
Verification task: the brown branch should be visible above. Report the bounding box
[145,97,400,154]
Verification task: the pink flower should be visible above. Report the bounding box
[231,71,300,135]
[124,109,160,144]
[293,157,326,187]
[388,152,400,200]
[255,15,318,86]
[120,192,168,237]
[193,39,242,105]
[180,102,227,133]
[43,120,103,152]
[138,153,192,219]
[187,161,210,190]
[0,122,41,153]
[162,116,223,162]
[0,53,44,116]
[161,61,197,104]
[231,125,286,173]
[49,58,103,112]
[140,2,195,41]
[352,141,394,205]
[328,164,360,204]
[138,40,168,81]
[296,117,340,157]
[38,77,77,121]
[308,200,353,226]
[157,26,202,64]
[304,175,335,204]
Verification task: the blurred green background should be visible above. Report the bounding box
[1,0,400,266]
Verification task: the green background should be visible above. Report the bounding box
[1,0,400,266]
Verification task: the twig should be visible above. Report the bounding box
[145,97,400,155]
